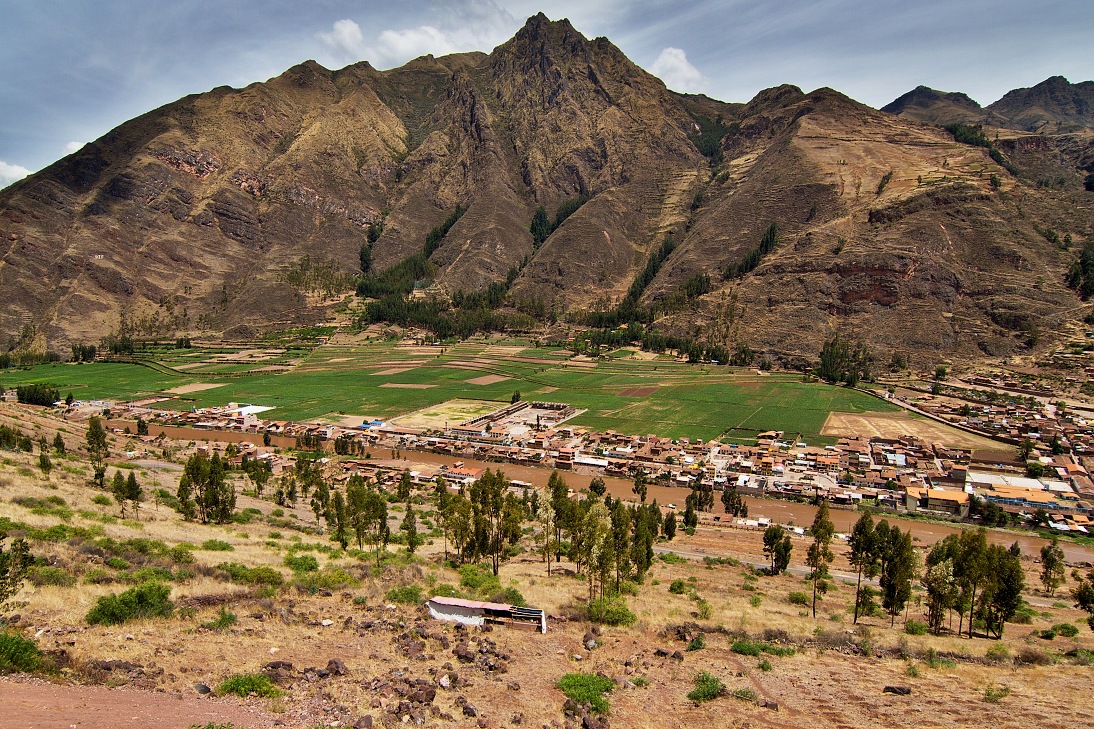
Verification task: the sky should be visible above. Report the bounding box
[2,0,1092,188]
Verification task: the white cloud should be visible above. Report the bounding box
[376,25,459,63]
[318,19,369,63]
[63,141,86,154]
[0,161,31,189]
[650,47,706,93]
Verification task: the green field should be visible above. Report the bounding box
[3,340,897,442]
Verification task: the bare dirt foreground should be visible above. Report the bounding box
[0,676,277,729]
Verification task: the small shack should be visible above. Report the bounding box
[426,596,547,633]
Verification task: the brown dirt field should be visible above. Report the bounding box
[619,386,657,397]
[164,383,227,395]
[387,398,500,430]
[378,382,434,389]
[822,411,1003,451]
[371,367,417,376]
[467,374,510,385]
[0,677,278,729]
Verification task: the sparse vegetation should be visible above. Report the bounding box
[557,672,613,714]
[687,671,726,703]
[85,581,173,626]
[217,673,282,698]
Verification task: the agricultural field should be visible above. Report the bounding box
[2,338,898,443]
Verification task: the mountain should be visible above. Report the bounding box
[1,14,1092,366]
[884,76,1094,133]
[881,86,984,126]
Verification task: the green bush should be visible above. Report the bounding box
[749,595,762,608]
[669,579,688,594]
[27,566,75,587]
[696,599,713,620]
[83,568,114,585]
[217,673,281,698]
[294,567,357,593]
[730,639,761,657]
[200,540,234,552]
[757,659,772,672]
[0,631,42,673]
[588,596,637,627]
[283,554,319,572]
[489,587,527,607]
[168,545,195,564]
[731,687,757,702]
[686,634,706,651]
[86,582,173,626]
[458,564,501,596]
[385,585,423,605]
[985,643,1010,664]
[983,685,1010,704]
[201,607,237,631]
[687,671,725,703]
[105,557,130,570]
[127,566,174,584]
[904,619,928,636]
[432,583,461,598]
[215,562,284,587]
[556,672,614,714]
[788,591,810,606]
[1053,623,1079,638]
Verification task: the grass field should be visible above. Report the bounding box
[3,339,898,442]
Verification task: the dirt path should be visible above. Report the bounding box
[0,677,277,729]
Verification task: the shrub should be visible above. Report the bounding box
[283,554,319,573]
[731,639,761,657]
[749,595,762,608]
[105,557,130,570]
[588,596,637,627]
[489,587,527,607]
[458,564,501,596]
[687,671,725,703]
[0,631,41,673]
[127,566,174,584]
[556,672,613,714]
[168,545,195,564]
[904,619,928,636]
[983,685,1011,704]
[985,643,1010,664]
[757,659,772,672]
[86,582,173,626]
[385,585,423,605]
[1038,629,1056,640]
[788,591,810,606]
[696,599,713,620]
[925,648,956,669]
[27,566,75,587]
[432,583,461,598]
[1053,623,1079,638]
[686,634,706,651]
[217,673,281,698]
[658,552,686,564]
[82,568,114,585]
[731,687,757,702]
[215,562,284,587]
[669,579,688,594]
[200,540,234,552]
[201,607,237,631]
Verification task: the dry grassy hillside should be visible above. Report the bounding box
[1,404,1093,728]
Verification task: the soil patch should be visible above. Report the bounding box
[620,386,657,397]
[389,398,501,430]
[164,383,226,395]
[378,383,434,389]
[468,374,510,385]
[822,411,1001,451]
[0,677,277,729]
[371,367,417,376]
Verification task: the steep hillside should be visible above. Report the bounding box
[0,14,1092,365]
[881,86,984,126]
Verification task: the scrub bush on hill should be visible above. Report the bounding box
[86,581,173,625]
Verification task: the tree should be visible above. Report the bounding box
[469,469,511,575]
[721,485,747,518]
[1017,438,1035,461]
[52,432,65,454]
[176,453,235,524]
[536,491,557,575]
[86,416,108,488]
[978,543,1024,638]
[934,365,948,381]
[401,504,422,555]
[1040,537,1066,596]
[38,451,52,476]
[359,241,373,275]
[530,206,552,247]
[0,533,31,609]
[848,513,880,623]
[762,524,784,573]
[445,493,474,564]
[310,479,330,527]
[136,417,148,436]
[806,500,835,618]
[878,523,915,627]
[773,533,793,575]
[664,511,677,540]
[588,476,606,498]
[954,529,989,638]
[396,469,412,502]
[922,558,955,634]
[683,492,698,531]
[125,471,142,519]
[632,470,648,503]
[112,470,129,518]
[511,390,521,404]
[329,491,349,549]
[1073,568,1094,631]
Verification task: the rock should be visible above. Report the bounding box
[670,651,685,661]
[571,654,583,662]
[327,658,347,676]
[354,718,373,729]
[193,683,212,695]
[654,648,671,658]
[321,619,334,627]
[563,699,579,716]
[409,687,436,704]
[463,704,478,718]
[760,700,779,711]
[438,675,452,690]
[264,660,294,671]
[883,685,912,696]
[507,681,520,691]
[582,716,604,729]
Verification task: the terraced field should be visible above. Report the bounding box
[5,339,897,442]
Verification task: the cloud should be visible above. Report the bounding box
[318,19,369,63]
[649,47,706,93]
[0,161,31,189]
[376,25,459,63]
[64,141,86,154]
